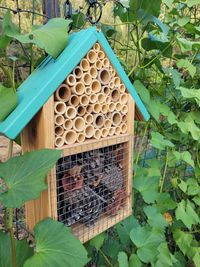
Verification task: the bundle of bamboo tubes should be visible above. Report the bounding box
[54,42,129,147]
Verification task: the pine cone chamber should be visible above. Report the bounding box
[56,143,127,227]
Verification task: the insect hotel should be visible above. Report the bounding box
[0,27,149,242]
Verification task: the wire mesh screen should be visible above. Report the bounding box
[55,142,130,242]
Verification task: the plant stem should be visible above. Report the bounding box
[99,249,114,267]
[160,149,169,193]
[9,208,17,267]
[135,122,149,165]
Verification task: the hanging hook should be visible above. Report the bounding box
[63,0,72,19]
[86,0,102,25]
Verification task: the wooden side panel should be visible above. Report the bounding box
[126,95,135,214]
[21,96,55,231]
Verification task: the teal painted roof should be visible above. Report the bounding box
[0,27,150,140]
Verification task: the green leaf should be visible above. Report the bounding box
[118,252,129,267]
[150,132,174,150]
[129,254,142,267]
[187,0,200,7]
[90,232,105,251]
[134,80,150,104]
[4,11,70,58]
[177,17,190,27]
[143,206,168,229]
[0,149,61,208]
[177,115,200,141]
[154,193,177,213]
[130,226,164,263]
[0,231,33,267]
[0,84,18,121]
[169,151,194,168]
[177,37,193,52]
[177,179,187,193]
[177,87,200,106]
[162,0,174,8]
[173,229,193,255]
[71,13,85,29]
[156,101,177,125]
[134,167,160,203]
[175,200,200,229]
[193,195,200,205]
[141,38,172,57]
[177,59,196,77]
[155,242,177,267]
[187,178,200,196]
[24,218,88,267]
[0,35,11,49]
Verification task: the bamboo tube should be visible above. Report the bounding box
[80,58,90,71]
[116,102,122,112]
[94,129,101,140]
[109,80,115,89]
[73,66,83,79]
[84,114,94,124]
[87,49,97,63]
[95,60,103,70]
[106,112,112,119]
[91,79,101,93]
[106,96,111,103]
[82,73,92,85]
[85,86,92,95]
[55,126,64,136]
[93,103,101,113]
[55,115,65,126]
[101,128,109,138]
[64,119,73,130]
[65,106,77,119]
[104,119,112,129]
[77,133,85,143]
[55,84,71,102]
[111,69,116,77]
[111,89,120,102]
[121,105,128,115]
[85,125,94,138]
[109,102,115,112]
[90,94,97,104]
[66,74,76,86]
[115,126,121,135]
[54,102,66,115]
[72,82,85,95]
[102,58,110,68]
[68,95,79,107]
[122,114,128,123]
[55,136,65,148]
[80,95,90,106]
[102,86,110,95]
[89,66,98,78]
[121,123,127,134]
[93,42,101,52]
[120,93,128,104]
[64,130,77,145]
[93,114,104,128]
[98,50,105,60]
[101,104,108,114]
[73,117,85,132]
[77,106,86,116]
[86,104,93,113]
[98,68,111,85]
[114,77,120,87]
[119,84,126,93]
[97,93,106,104]
[112,112,122,126]
[109,127,115,136]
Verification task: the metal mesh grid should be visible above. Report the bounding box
[55,141,130,242]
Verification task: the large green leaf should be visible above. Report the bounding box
[3,11,70,58]
[24,218,89,267]
[129,254,142,267]
[177,115,200,141]
[187,0,200,7]
[177,87,200,106]
[134,167,160,203]
[0,84,18,121]
[177,59,196,78]
[150,132,174,150]
[118,252,129,267]
[0,149,61,208]
[0,231,33,267]
[143,206,167,229]
[155,243,177,267]
[175,200,200,229]
[90,232,105,251]
[173,229,193,255]
[130,226,165,263]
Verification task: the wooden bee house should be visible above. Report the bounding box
[0,27,149,242]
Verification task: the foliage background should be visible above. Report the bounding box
[0,0,200,267]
